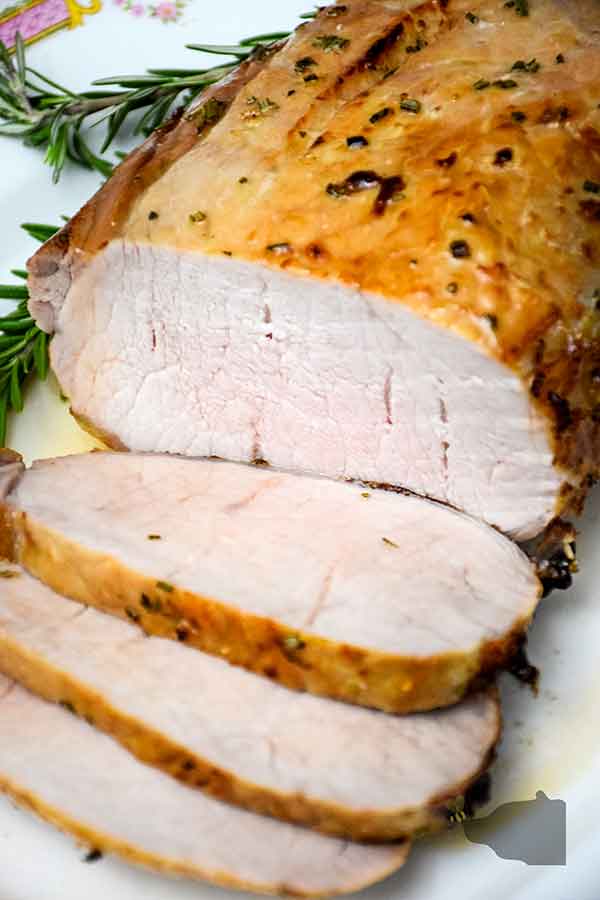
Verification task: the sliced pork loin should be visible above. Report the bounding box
[0,564,500,841]
[27,0,600,539]
[0,677,409,896]
[0,452,540,714]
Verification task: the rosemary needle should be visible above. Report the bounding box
[0,223,58,444]
[0,13,315,183]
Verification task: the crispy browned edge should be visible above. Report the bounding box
[0,750,410,898]
[27,46,275,276]
[0,596,501,841]
[0,461,541,717]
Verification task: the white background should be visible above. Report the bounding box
[0,3,598,898]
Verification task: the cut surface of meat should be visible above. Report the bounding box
[27,0,600,539]
[0,564,500,840]
[0,451,540,713]
[0,676,409,896]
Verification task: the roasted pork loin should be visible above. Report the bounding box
[28,0,600,539]
[0,676,410,896]
[0,564,500,841]
[0,451,539,713]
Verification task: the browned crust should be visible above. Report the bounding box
[27,0,600,528]
[0,450,24,560]
[0,627,499,842]
[0,502,541,716]
[27,49,275,277]
[0,767,410,896]
[70,409,126,451]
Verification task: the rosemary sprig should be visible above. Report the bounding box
[0,17,312,182]
[0,223,58,444]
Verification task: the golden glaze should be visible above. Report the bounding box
[29,0,600,511]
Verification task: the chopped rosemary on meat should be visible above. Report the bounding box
[0,569,19,578]
[405,36,427,54]
[436,152,457,168]
[361,491,371,498]
[399,98,422,114]
[84,849,103,863]
[382,537,399,548]
[147,534,162,540]
[369,106,392,124]
[511,58,540,73]
[312,34,350,52]
[191,97,228,132]
[584,180,600,194]
[140,593,157,610]
[282,635,306,651]
[473,79,490,91]
[494,147,514,166]
[242,96,280,119]
[156,580,174,592]
[294,56,317,73]
[346,135,369,148]
[148,210,159,220]
[327,170,379,196]
[556,53,565,64]
[125,607,141,622]
[465,12,479,24]
[304,73,319,83]
[59,700,76,715]
[514,0,529,15]
[325,4,347,15]
[238,176,248,183]
[446,282,459,294]
[450,240,471,259]
[484,313,499,330]
[511,110,527,122]
[460,213,476,223]
[189,210,207,223]
[492,78,518,89]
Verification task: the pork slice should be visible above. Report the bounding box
[0,564,500,841]
[0,676,409,896]
[0,452,540,713]
[27,0,600,539]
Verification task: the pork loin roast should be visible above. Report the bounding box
[27,0,600,539]
[0,676,410,895]
[0,451,539,713]
[0,564,500,841]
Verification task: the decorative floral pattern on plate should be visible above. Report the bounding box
[0,0,101,49]
[113,0,185,22]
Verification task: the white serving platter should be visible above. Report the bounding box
[0,3,598,898]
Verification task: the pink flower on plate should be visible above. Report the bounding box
[154,1,177,21]
[113,0,125,6]
[131,2,145,14]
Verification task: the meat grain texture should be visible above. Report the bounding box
[28,0,600,539]
[0,676,410,896]
[0,564,501,841]
[0,451,540,713]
